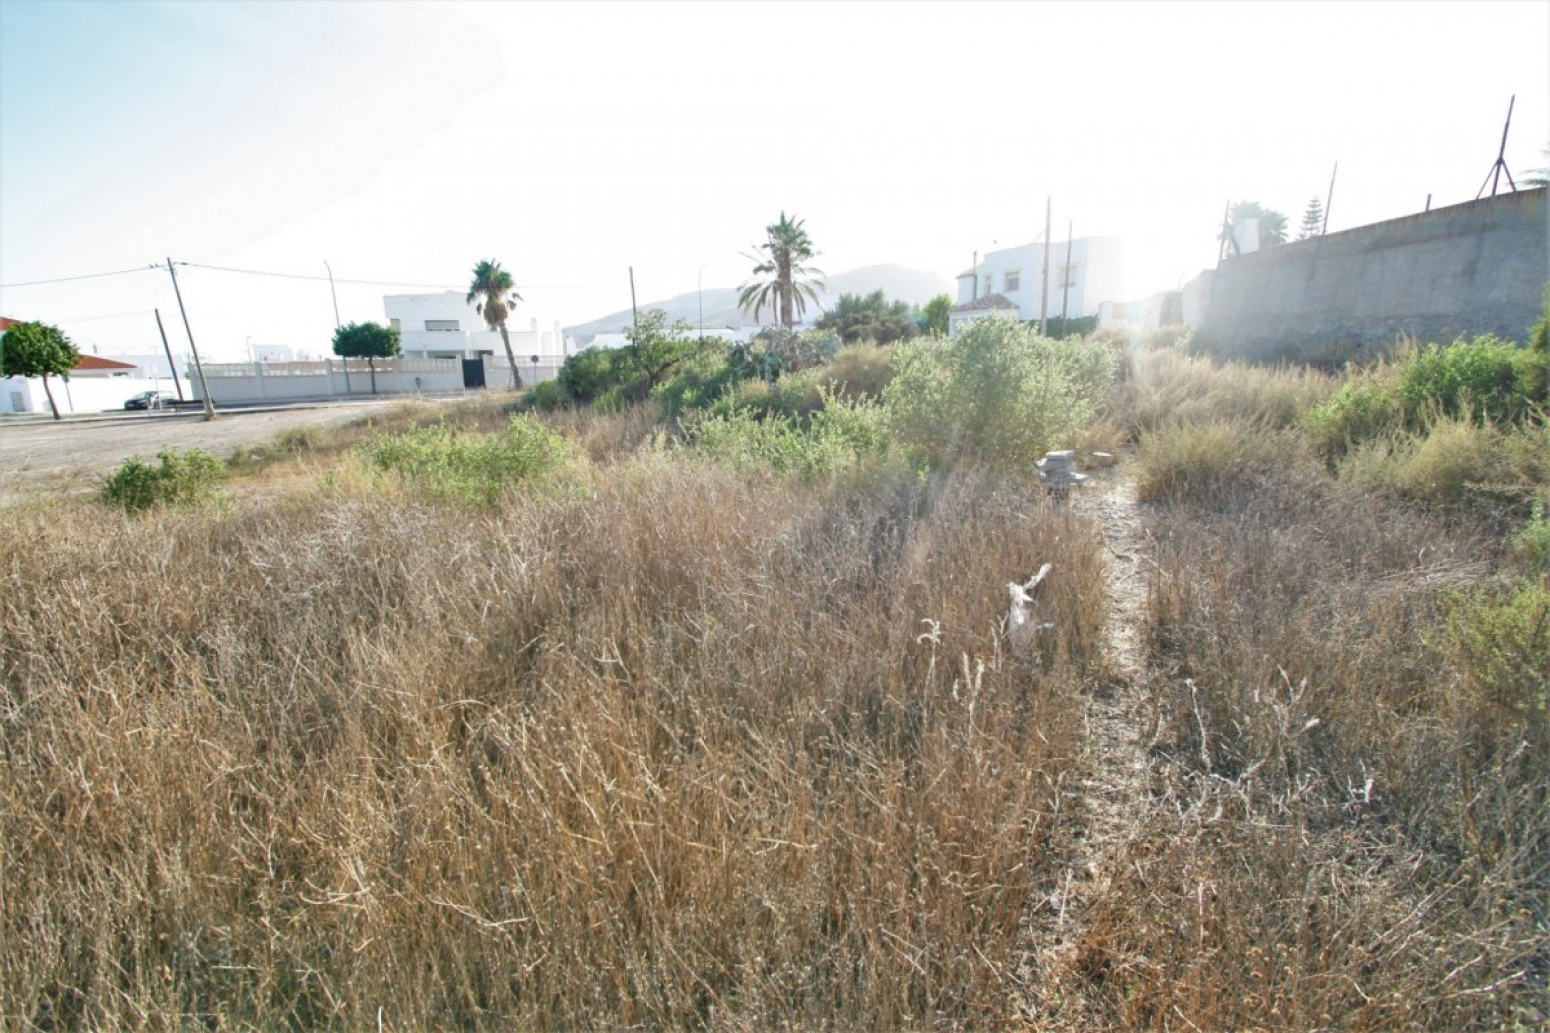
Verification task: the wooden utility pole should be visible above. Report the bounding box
[1039,197,1052,335]
[164,259,216,420]
[1322,162,1338,234]
[152,308,185,402]
[629,266,640,340]
[1060,221,1073,332]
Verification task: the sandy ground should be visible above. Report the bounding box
[0,399,424,505]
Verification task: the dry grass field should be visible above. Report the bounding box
[1,333,1545,1029]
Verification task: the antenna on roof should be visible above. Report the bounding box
[1476,95,1519,199]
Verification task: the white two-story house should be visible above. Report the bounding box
[383,292,570,362]
[950,236,1126,331]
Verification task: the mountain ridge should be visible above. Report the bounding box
[563,263,952,342]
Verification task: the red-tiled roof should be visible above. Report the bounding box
[0,317,16,332]
[73,354,138,371]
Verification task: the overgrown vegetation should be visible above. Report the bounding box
[101,446,227,512]
[5,318,1547,1029]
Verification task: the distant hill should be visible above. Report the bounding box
[563,263,952,343]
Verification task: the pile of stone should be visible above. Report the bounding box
[1036,449,1088,489]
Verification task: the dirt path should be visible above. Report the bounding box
[1021,461,1160,1027]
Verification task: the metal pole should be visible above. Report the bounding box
[153,308,185,402]
[1322,161,1338,234]
[1039,197,1052,335]
[165,258,216,419]
[1060,221,1073,333]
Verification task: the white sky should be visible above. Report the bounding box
[1,0,1546,361]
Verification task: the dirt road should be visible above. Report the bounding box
[0,400,413,504]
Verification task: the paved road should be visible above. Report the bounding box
[0,399,421,504]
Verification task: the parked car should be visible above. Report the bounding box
[124,391,177,410]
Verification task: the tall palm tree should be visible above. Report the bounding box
[738,212,826,328]
[467,259,524,388]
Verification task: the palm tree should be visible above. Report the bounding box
[738,212,826,328]
[467,259,524,388]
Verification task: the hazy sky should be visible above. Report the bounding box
[2,0,1546,360]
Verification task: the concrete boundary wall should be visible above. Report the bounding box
[192,357,562,405]
[1197,189,1548,364]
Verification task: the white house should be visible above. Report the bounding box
[947,294,1021,335]
[953,237,1127,326]
[383,292,570,361]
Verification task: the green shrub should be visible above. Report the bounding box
[557,347,624,403]
[1303,380,1403,463]
[360,413,571,505]
[1435,579,1550,749]
[1397,335,1538,426]
[102,448,227,513]
[884,315,1114,469]
[817,343,894,399]
[1516,494,1550,570]
[650,341,748,415]
[529,378,569,411]
[682,389,889,479]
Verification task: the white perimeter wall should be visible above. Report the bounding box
[1,374,191,414]
[190,357,561,405]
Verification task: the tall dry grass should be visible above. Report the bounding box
[0,453,1105,1028]
[1061,456,1549,1030]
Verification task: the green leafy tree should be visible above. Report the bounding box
[816,290,920,345]
[467,259,524,388]
[883,315,1114,468]
[0,320,79,420]
[331,321,400,395]
[1221,201,1289,250]
[1298,196,1325,240]
[738,212,826,328]
[922,293,952,336]
[625,310,698,391]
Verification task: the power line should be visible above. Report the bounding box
[175,261,616,291]
[0,266,160,290]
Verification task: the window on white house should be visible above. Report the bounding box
[984,275,995,296]
[1060,264,1080,288]
[389,318,401,331]
[1004,270,1021,292]
[425,319,461,331]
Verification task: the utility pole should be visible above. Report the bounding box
[325,261,350,395]
[1039,197,1052,336]
[1323,161,1338,234]
[971,250,979,300]
[1060,221,1073,332]
[153,308,185,402]
[629,266,639,342]
[164,258,216,419]
[324,260,342,328]
[1476,95,1519,199]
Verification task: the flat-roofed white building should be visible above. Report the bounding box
[383,292,568,362]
